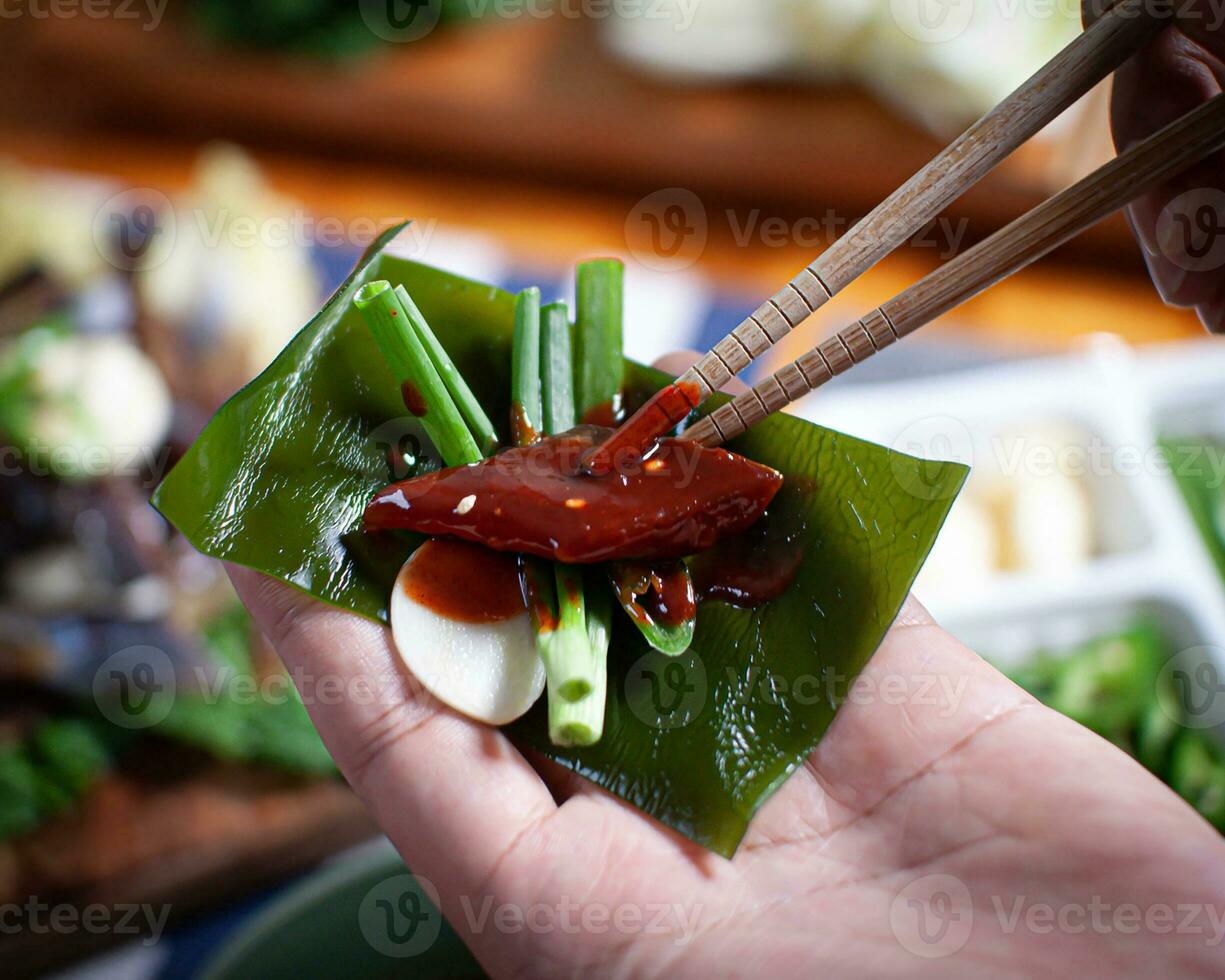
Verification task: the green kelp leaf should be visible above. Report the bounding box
[155,224,514,622]
[154,225,967,855]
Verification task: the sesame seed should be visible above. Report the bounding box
[454,494,477,515]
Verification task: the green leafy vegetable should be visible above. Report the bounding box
[154,223,967,855]
[1043,624,1164,744]
[1170,731,1225,831]
[1002,621,1225,835]
[155,605,336,776]
[189,0,480,58]
[1162,435,1225,586]
[0,317,89,479]
[30,717,128,798]
[0,744,47,840]
[0,715,132,842]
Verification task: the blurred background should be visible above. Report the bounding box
[2,2,1224,977]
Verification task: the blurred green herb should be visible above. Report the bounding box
[0,716,133,842]
[190,0,480,59]
[1005,621,1225,833]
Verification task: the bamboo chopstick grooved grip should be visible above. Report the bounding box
[686,93,1225,447]
[647,0,1165,412]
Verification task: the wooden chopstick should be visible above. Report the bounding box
[689,0,1161,394]
[685,93,1225,447]
[584,0,1165,473]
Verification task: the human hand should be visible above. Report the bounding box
[227,351,1225,977]
[1085,0,1225,331]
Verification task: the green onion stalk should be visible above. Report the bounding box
[575,259,624,423]
[393,285,499,457]
[354,280,490,468]
[515,290,610,746]
[574,260,696,656]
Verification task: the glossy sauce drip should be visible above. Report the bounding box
[580,380,702,475]
[401,381,429,418]
[366,425,783,564]
[519,559,558,632]
[509,402,538,447]
[580,395,624,429]
[690,517,803,609]
[615,562,697,628]
[401,539,526,623]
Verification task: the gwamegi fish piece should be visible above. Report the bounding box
[364,426,783,564]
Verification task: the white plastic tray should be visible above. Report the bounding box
[800,337,1225,672]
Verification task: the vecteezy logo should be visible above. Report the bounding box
[624,188,708,273]
[92,646,177,730]
[360,0,443,43]
[368,417,440,480]
[91,188,175,273]
[115,204,157,260]
[890,0,975,44]
[890,873,973,959]
[625,649,707,730]
[1157,189,1225,273]
[889,415,974,501]
[644,206,695,258]
[359,873,443,957]
[1158,646,1225,729]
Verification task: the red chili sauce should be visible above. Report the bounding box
[690,517,803,609]
[400,381,429,418]
[401,538,526,623]
[613,561,697,628]
[579,396,624,429]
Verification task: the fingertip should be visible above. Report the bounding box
[225,564,301,635]
[894,594,936,629]
[224,563,371,662]
[1197,291,1225,334]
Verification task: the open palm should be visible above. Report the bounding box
[230,564,1225,979]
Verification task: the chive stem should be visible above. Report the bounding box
[512,294,607,745]
[541,301,575,435]
[512,288,543,447]
[546,573,610,747]
[575,259,624,421]
[354,280,480,467]
[551,564,592,701]
[393,284,499,457]
[572,262,696,655]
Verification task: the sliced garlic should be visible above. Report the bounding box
[390,550,544,725]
